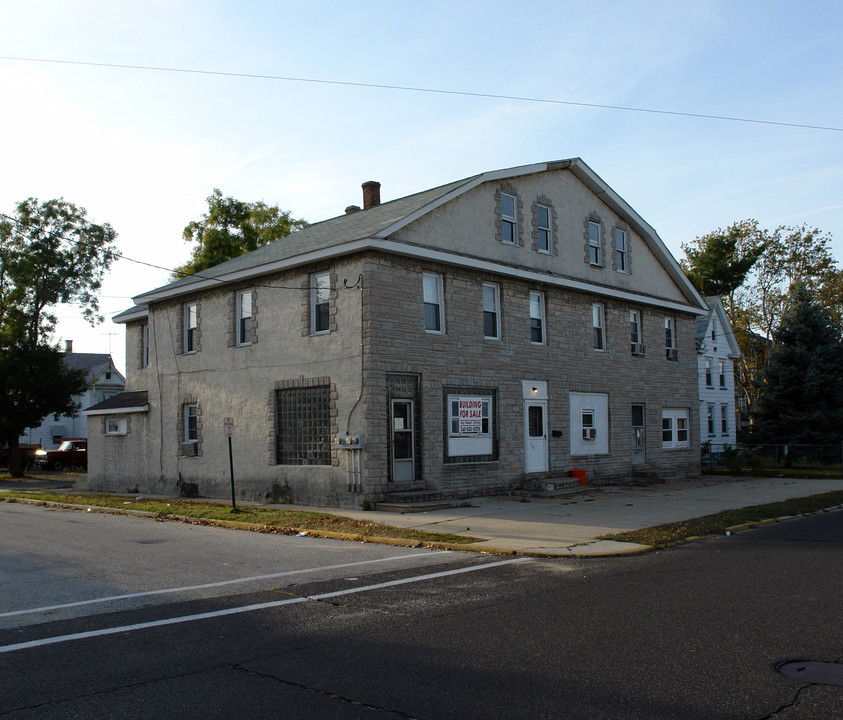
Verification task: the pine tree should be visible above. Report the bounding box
[752,283,843,447]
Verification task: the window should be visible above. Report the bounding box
[581,409,596,442]
[423,273,444,333]
[483,283,500,340]
[501,193,517,245]
[236,290,253,345]
[141,324,149,368]
[311,273,330,334]
[615,229,628,272]
[588,221,601,265]
[665,317,677,360]
[707,404,715,435]
[529,292,544,344]
[184,303,198,353]
[721,404,729,435]
[276,385,331,465]
[719,360,726,388]
[537,205,551,253]
[184,404,199,443]
[445,389,496,461]
[105,418,127,436]
[592,303,605,350]
[705,358,713,387]
[630,310,643,354]
[662,408,689,448]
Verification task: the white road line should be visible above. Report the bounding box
[0,558,529,654]
[0,551,452,619]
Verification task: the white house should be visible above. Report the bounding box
[696,297,741,453]
[21,344,125,449]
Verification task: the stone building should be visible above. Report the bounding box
[86,159,707,507]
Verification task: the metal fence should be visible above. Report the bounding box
[701,443,843,476]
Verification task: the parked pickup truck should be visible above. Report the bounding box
[33,439,88,470]
[0,444,41,468]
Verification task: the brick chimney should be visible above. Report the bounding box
[362,181,381,209]
[64,339,73,354]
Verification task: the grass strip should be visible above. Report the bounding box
[599,490,843,548]
[0,491,483,545]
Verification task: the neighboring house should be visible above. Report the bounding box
[86,159,708,508]
[696,297,741,453]
[21,344,125,449]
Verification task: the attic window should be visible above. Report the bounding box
[105,372,112,380]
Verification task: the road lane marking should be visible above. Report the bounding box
[0,551,452,618]
[0,557,528,654]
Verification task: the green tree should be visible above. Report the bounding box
[683,220,841,425]
[0,198,117,476]
[751,283,843,447]
[172,189,308,279]
[681,219,766,298]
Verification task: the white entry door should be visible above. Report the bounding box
[524,400,548,473]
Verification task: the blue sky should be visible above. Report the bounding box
[1,0,841,372]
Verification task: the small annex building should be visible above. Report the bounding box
[88,159,708,508]
[696,296,741,453]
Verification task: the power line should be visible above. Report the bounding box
[2,55,841,133]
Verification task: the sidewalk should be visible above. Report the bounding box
[4,474,843,557]
[297,476,843,557]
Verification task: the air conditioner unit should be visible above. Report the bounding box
[582,427,597,441]
[666,348,679,361]
[631,343,647,356]
[180,442,198,457]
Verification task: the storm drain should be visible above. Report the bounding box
[778,661,843,686]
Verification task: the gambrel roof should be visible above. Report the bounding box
[116,158,707,321]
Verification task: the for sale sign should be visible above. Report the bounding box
[458,398,483,434]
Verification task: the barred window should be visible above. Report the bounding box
[275,386,331,465]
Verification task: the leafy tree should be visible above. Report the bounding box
[681,219,765,298]
[0,198,116,476]
[751,283,843,447]
[683,220,841,423]
[172,189,308,279]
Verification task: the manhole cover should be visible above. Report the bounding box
[778,661,843,686]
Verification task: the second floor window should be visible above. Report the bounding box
[141,323,149,368]
[237,290,253,345]
[184,303,198,353]
[592,303,605,351]
[665,317,677,360]
[529,291,544,344]
[311,272,330,334]
[705,358,713,387]
[719,360,727,388]
[423,273,444,333]
[629,310,642,352]
[501,193,517,245]
[483,283,500,339]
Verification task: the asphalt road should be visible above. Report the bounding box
[1,502,841,719]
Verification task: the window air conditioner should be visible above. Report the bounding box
[631,343,646,356]
[582,427,597,441]
[666,348,679,361]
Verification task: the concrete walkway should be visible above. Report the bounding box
[300,476,843,556]
[4,473,843,557]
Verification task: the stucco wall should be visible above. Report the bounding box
[395,170,687,304]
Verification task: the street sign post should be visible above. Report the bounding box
[224,417,236,509]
